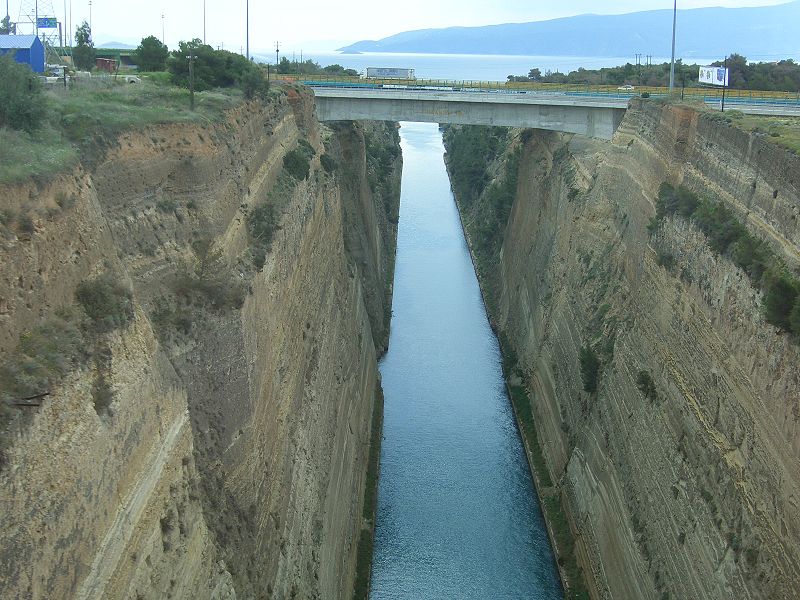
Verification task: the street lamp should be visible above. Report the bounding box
[669,0,677,93]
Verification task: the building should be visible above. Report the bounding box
[0,34,45,73]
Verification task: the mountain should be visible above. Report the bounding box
[98,41,136,49]
[338,1,800,59]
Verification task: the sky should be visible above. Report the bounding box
[3,0,791,53]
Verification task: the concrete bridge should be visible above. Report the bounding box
[311,85,800,140]
[313,87,628,140]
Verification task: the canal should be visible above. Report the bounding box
[370,122,562,599]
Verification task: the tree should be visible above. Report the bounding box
[73,20,95,70]
[133,35,169,71]
[0,54,46,132]
[0,15,16,34]
[167,39,251,91]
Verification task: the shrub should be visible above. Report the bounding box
[170,237,245,311]
[248,203,276,247]
[636,370,658,401]
[579,346,600,394]
[0,312,85,403]
[763,272,799,331]
[654,182,800,336]
[320,153,337,173]
[168,39,252,91]
[133,35,169,72]
[0,54,47,132]
[156,197,178,212]
[239,64,269,100]
[76,275,134,332]
[283,149,310,180]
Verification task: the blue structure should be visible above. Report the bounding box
[0,35,45,73]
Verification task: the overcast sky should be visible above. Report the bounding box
[5,0,790,53]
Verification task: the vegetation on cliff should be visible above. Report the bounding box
[1,271,135,464]
[442,125,520,308]
[651,183,800,338]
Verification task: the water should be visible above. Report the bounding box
[370,122,562,600]
[255,51,717,82]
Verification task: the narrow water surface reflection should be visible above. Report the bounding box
[370,122,562,599]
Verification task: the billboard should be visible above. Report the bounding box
[36,17,58,28]
[699,66,729,87]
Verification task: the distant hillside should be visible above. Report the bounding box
[339,1,800,59]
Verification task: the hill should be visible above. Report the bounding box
[338,1,800,59]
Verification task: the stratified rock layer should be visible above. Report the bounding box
[448,101,800,599]
[0,88,399,600]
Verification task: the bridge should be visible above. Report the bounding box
[305,79,800,140]
[313,87,627,140]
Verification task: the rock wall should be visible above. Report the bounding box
[446,102,800,599]
[0,87,399,599]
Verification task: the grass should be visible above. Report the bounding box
[0,126,78,185]
[719,111,800,155]
[52,83,241,143]
[0,80,243,184]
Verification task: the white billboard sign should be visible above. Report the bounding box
[699,66,729,87]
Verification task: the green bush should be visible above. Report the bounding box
[76,275,134,332]
[579,346,600,394]
[168,39,252,91]
[320,153,337,173]
[636,370,658,401]
[0,54,47,132]
[283,149,310,180]
[654,183,800,336]
[0,312,84,403]
[247,203,278,268]
[239,64,269,100]
[133,35,169,72]
[170,238,245,311]
[156,196,178,212]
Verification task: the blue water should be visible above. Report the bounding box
[255,51,714,82]
[369,122,562,600]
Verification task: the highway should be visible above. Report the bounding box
[300,78,800,118]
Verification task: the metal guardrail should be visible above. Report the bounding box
[278,74,800,108]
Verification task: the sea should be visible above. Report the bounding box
[251,50,719,82]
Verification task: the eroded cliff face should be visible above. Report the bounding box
[447,102,800,599]
[0,87,399,599]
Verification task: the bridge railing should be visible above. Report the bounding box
[280,74,800,106]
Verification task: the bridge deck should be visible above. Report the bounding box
[309,83,800,139]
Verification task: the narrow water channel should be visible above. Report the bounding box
[370,122,562,599]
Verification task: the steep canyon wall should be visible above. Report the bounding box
[446,101,800,599]
[0,88,400,600]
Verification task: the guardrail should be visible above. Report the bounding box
[277,74,800,107]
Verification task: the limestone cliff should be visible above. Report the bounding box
[0,87,400,599]
[445,102,800,599]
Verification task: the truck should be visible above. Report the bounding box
[365,67,415,80]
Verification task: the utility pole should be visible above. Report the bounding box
[88,0,91,32]
[245,0,249,60]
[203,0,205,44]
[669,0,677,93]
[161,12,164,44]
[275,41,279,68]
[187,50,195,111]
[721,55,727,112]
